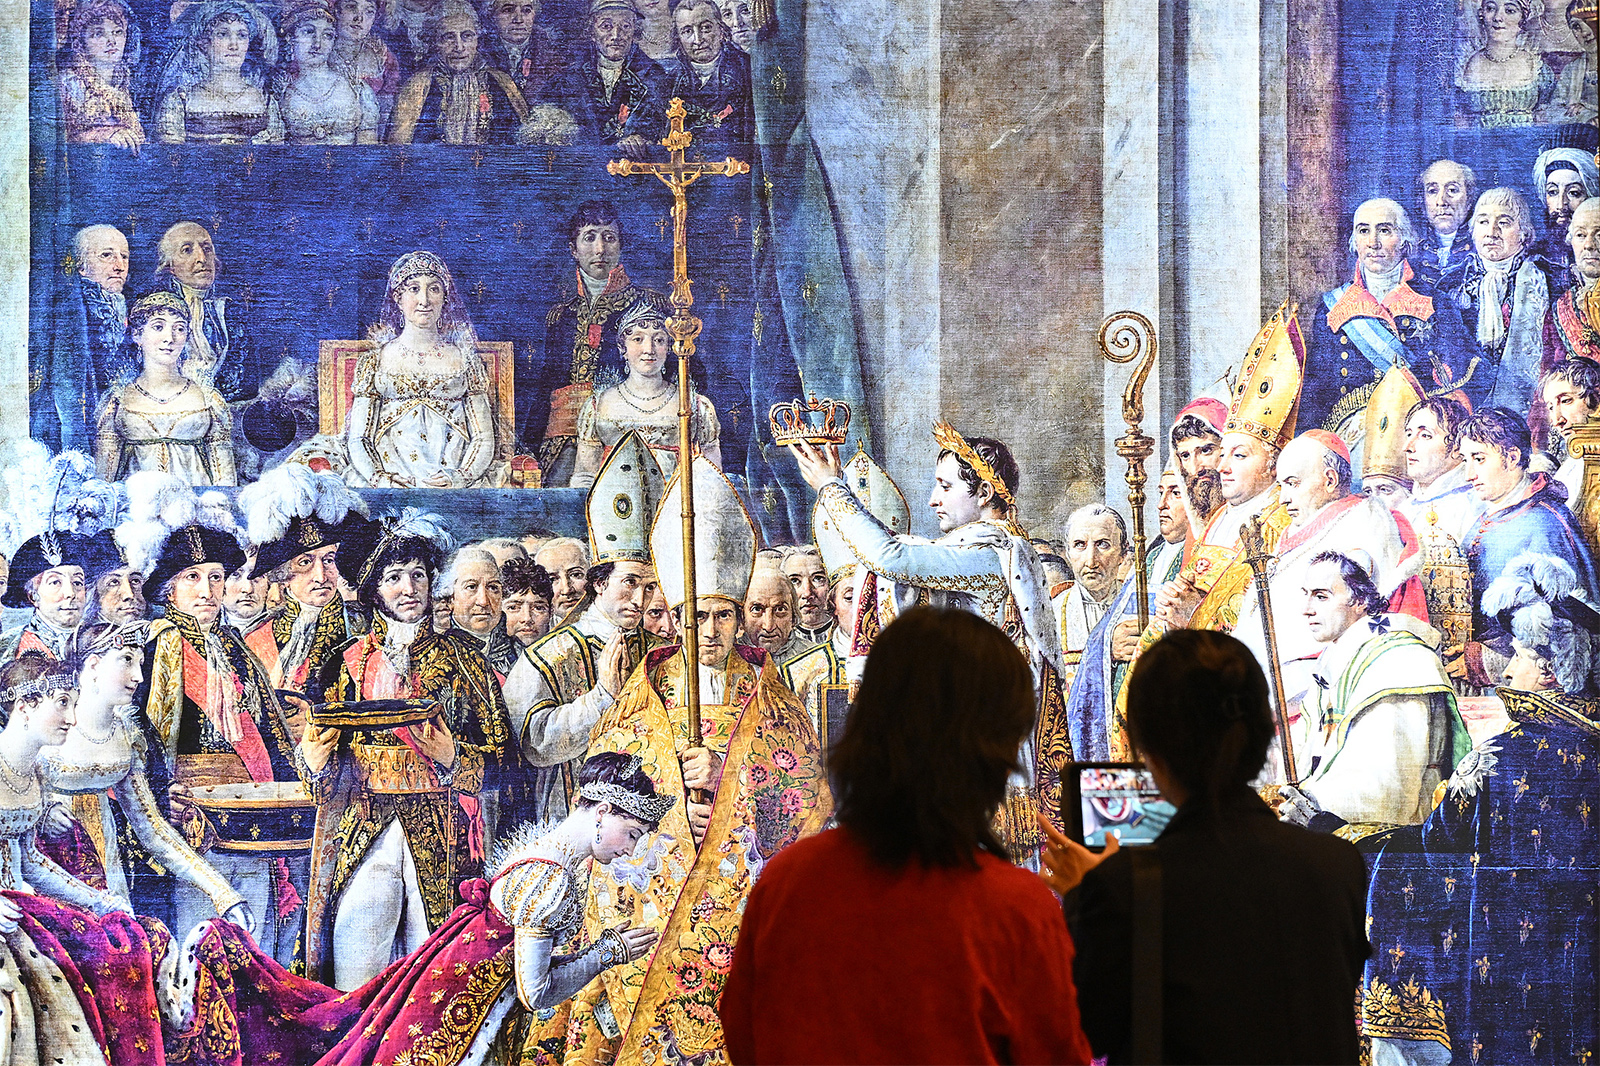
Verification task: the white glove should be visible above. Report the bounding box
[1277,784,1322,827]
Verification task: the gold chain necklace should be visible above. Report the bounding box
[132,379,193,405]
[618,378,675,414]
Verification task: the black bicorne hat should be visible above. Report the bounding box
[344,511,452,605]
[146,525,247,602]
[254,513,359,577]
[3,531,107,608]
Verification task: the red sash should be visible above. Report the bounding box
[12,630,55,660]
[180,640,275,783]
[356,643,486,862]
[243,622,281,686]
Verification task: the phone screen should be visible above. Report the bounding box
[1076,764,1176,847]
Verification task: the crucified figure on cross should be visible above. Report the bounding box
[607,96,750,749]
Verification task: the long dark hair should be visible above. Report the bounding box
[830,607,1035,868]
[1127,630,1274,812]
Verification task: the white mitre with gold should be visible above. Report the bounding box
[650,454,757,608]
[587,430,665,565]
[813,444,910,585]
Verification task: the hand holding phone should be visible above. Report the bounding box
[1062,761,1178,851]
[1038,813,1120,896]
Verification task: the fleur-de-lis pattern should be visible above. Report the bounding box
[1364,697,1600,1063]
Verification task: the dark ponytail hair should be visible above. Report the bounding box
[1126,630,1273,812]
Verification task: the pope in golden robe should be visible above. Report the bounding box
[537,455,832,1065]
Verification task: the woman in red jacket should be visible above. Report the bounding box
[719,607,1093,1065]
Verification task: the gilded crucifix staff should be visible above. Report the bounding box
[607,98,750,747]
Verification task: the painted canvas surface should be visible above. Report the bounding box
[0,0,1594,1058]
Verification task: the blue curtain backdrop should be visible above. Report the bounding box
[27,0,874,545]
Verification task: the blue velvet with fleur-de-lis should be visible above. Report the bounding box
[1362,692,1600,1064]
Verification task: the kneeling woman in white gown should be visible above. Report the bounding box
[347,250,498,488]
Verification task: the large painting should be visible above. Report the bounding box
[0,0,1595,1058]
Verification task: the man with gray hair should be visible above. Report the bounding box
[1051,503,1132,690]
[444,545,519,674]
[1415,159,1477,285]
[40,224,135,448]
[1443,186,1558,414]
[1301,197,1475,431]
[743,560,813,664]
[388,0,531,144]
[665,0,753,157]
[155,220,262,402]
[534,535,590,622]
[536,0,669,157]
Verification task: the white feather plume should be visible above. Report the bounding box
[195,491,242,538]
[117,474,243,577]
[0,445,126,543]
[0,510,25,558]
[125,472,198,530]
[1482,551,1595,692]
[1482,552,1580,617]
[386,507,456,554]
[0,440,56,541]
[237,463,368,547]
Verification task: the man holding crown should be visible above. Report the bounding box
[238,464,371,694]
[300,506,515,989]
[503,430,665,822]
[548,453,831,1065]
[782,445,911,742]
[790,422,1070,860]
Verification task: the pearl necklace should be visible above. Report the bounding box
[0,751,34,797]
[618,379,675,415]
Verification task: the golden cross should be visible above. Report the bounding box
[606,97,749,751]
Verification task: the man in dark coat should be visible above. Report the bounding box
[518,199,667,481]
[155,221,263,404]
[1300,198,1477,432]
[665,0,754,159]
[387,0,530,144]
[536,0,669,158]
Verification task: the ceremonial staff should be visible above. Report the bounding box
[1241,514,1297,785]
[1096,311,1158,630]
[608,99,750,748]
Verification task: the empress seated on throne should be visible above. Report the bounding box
[294,251,528,488]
